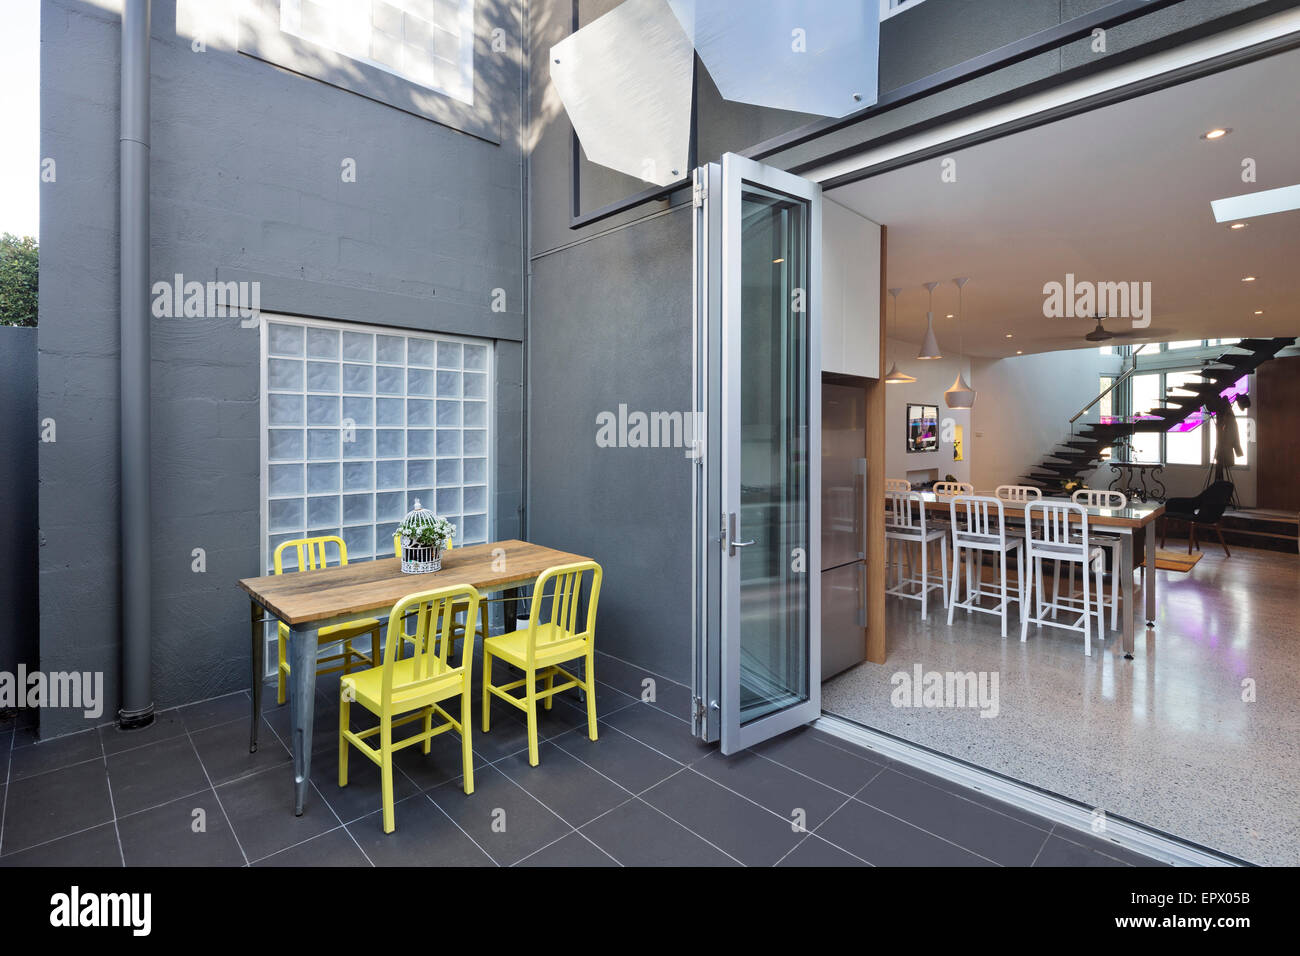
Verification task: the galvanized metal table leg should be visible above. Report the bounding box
[250,600,263,753]
[1144,521,1157,628]
[288,625,318,816]
[1120,532,1136,660]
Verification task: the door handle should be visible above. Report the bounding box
[724,512,756,556]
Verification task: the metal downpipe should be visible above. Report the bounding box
[119,0,154,730]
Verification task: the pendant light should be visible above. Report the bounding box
[884,287,916,384]
[945,276,977,409]
[917,281,942,360]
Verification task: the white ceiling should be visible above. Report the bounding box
[828,47,1300,358]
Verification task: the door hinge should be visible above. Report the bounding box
[692,696,707,725]
[693,178,707,208]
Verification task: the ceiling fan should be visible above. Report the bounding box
[1085,315,1131,342]
[1055,313,1175,343]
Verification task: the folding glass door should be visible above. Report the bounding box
[692,153,822,753]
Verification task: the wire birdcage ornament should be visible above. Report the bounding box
[396,499,454,574]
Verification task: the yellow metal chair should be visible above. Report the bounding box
[273,536,380,706]
[482,561,603,767]
[391,532,487,653]
[339,583,480,833]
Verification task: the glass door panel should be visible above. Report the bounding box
[735,180,811,727]
[694,153,821,754]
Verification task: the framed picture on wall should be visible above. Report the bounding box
[906,403,939,453]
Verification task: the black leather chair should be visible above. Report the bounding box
[1161,480,1235,556]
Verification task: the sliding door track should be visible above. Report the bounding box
[815,714,1249,867]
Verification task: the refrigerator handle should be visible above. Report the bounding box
[857,561,867,627]
[856,457,868,561]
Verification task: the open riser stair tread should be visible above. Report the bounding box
[1025,337,1296,485]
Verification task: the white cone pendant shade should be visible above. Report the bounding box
[945,277,975,407]
[885,362,916,384]
[917,312,942,359]
[884,287,914,383]
[945,372,976,408]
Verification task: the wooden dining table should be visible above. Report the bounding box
[238,539,592,815]
[911,492,1165,658]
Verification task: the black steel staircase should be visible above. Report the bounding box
[1021,337,1297,493]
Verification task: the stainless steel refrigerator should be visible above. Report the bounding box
[821,381,868,680]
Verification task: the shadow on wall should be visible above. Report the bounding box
[189,0,527,146]
[0,326,39,681]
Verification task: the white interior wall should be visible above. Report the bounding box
[969,347,1104,492]
[881,343,1106,492]
[882,336,972,487]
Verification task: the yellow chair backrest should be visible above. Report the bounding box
[380,584,480,709]
[392,532,454,559]
[275,535,347,575]
[522,562,602,668]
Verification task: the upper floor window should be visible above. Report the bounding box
[280,0,474,104]
[880,0,927,19]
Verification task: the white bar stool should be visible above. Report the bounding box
[1072,489,1127,630]
[934,481,974,496]
[885,479,917,585]
[885,491,949,620]
[1021,501,1106,655]
[995,484,1042,503]
[947,495,1025,638]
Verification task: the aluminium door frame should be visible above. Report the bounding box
[691,161,723,743]
[702,152,824,754]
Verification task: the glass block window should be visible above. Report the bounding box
[261,315,493,575]
[279,0,475,104]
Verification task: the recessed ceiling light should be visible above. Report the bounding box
[1016,350,1023,355]
[1254,310,1264,315]
[1004,333,1013,339]
[945,314,954,319]
[1229,222,1248,230]
[1242,276,1257,282]
[1201,127,1232,140]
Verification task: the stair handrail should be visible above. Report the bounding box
[1069,343,1146,424]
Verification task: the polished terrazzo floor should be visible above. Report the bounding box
[823,543,1300,865]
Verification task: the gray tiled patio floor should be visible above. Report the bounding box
[0,652,1160,867]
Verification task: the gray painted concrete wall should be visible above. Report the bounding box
[528,208,694,682]
[38,0,526,737]
[0,327,39,680]
[525,0,1270,696]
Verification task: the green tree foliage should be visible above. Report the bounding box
[0,233,39,327]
